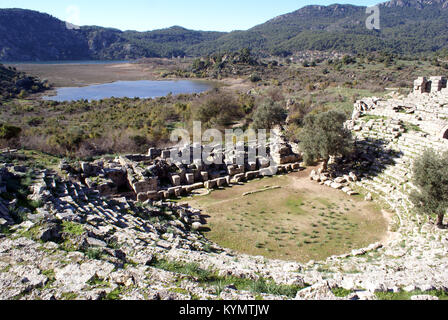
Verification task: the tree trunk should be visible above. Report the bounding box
[322,158,329,172]
[437,213,445,229]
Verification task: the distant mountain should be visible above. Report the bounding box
[1,1,448,61]
[191,0,448,55]
[0,9,224,61]
[383,0,448,9]
[0,9,90,61]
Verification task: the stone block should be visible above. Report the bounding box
[247,162,257,171]
[216,177,227,187]
[204,180,217,190]
[185,173,195,185]
[137,192,149,202]
[174,187,183,197]
[132,178,158,194]
[191,183,204,190]
[161,150,171,160]
[260,167,276,176]
[147,148,161,159]
[245,171,259,180]
[171,175,181,186]
[232,173,245,183]
[334,177,347,184]
[200,171,209,182]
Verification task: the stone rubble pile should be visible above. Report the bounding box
[309,168,358,196]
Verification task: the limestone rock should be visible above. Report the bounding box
[295,281,338,300]
[411,295,439,301]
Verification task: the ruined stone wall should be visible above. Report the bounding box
[352,76,448,139]
[63,133,303,202]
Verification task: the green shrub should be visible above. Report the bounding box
[250,73,262,83]
[0,124,21,140]
[62,221,84,236]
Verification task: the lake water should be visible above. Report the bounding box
[43,80,213,102]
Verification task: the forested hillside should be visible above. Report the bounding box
[190,0,448,56]
[1,1,448,61]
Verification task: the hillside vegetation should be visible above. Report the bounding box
[0,64,49,101]
[1,49,448,157]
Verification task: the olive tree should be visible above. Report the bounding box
[299,110,352,171]
[411,149,448,228]
[252,100,287,130]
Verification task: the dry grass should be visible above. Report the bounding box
[9,62,177,88]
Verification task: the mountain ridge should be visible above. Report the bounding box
[1,1,448,61]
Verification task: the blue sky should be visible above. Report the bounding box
[1,0,379,32]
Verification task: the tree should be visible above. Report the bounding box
[239,48,253,64]
[192,59,207,72]
[249,73,262,83]
[299,110,352,171]
[410,149,448,228]
[195,93,243,128]
[252,100,287,130]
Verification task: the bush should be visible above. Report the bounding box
[0,124,22,140]
[195,93,243,128]
[342,55,356,65]
[130,135,148,148]
[250,73,262,83]
[252,100,287,130]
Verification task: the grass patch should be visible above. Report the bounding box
[87,275,110,288]
[62,221,84,236]
[187,174,387,262]
[42,269,56,288]
[0,225,12,235]
[85,248,103,260]
[375,290,448,300]
[403,122,422,133]
[105,286,124,300]
[332,287,353,297]
[60,292,78,300]
[148,257,305,298]
[360,115,388,121]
